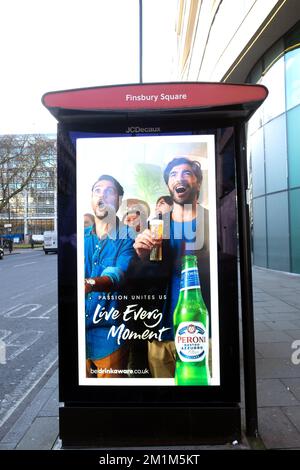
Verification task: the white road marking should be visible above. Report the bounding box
[27,304,57,319]
[0,304,22,316]
[13,262,37,268]
[3,304,42,318]
[5,330,44,361]
[0,339,6,365]
[10,293,27,300]
[0,330,11,365]
[0,347,58,428]
[0,329,45,361]
[0,330,11,341]
[33,283,50,290]
[10,280,56,298]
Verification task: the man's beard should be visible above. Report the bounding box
[96,210,108,220]
[95,202,116,221]
[170,184,198,206]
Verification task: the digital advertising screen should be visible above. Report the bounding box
[76,133,220,387]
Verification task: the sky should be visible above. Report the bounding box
[0,0,178,135]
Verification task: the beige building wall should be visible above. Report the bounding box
[176,0,300,82]
[174,0,300,273]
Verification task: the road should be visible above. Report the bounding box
[0,249,58,434]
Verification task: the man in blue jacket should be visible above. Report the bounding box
[84,174,135,378]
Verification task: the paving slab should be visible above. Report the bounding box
[0,443,15,450]
[285,330,300,340]
[254,322,272,332]
[281,378,300,401]
[254,349,264,359]
[16,417,59,450]
[253,305,269,313]
[263,313,300,322]
[256,358,300,379]
[255,342,294,359]
[282,407,300,433]
[277,295,300,306]
[253,288,265,293]
[258,407,300,449]
[253,313,271,321]
[43,369,58,389]
[257,379,299,407]
[258,304,299,314]
[264,320,300,331]
[38,388,59,417]
[254,293,276,302]
[255,331,293,343]
[0,385,55,447]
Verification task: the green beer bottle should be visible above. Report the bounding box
[173,255,210,385]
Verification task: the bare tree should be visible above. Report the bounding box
[0,134,56,213]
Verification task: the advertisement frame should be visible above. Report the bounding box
[76,133,220,387]
[57,120,240,407]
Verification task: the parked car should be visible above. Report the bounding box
[0,246,4,260]
[43,231,57,254]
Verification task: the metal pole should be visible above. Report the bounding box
[235,123,258,437]
[54,189,57,233]
[8,201,11,224]
[139,0,143,83]
[24,189,28,241]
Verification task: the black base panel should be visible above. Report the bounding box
[60,405,241,447]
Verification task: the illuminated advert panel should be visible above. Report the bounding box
[76,134,220,386]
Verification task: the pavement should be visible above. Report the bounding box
[0,263,300,451]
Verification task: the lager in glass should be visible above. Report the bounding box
[149,217,163,261]
[173,254,210,385]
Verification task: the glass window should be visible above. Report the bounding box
[247,107,263,136]
[264,114,288,193]
[249,128,265,197]
[266,192,290,271]
[261,56,286,124]
[290,189,300,274]
[287,105,300,188]
[253,197,267,267]
[285,47,300,110]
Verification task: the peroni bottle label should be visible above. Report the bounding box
[175,321,207,362]
[180,268,200,291]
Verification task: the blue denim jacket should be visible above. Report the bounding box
[84,221,135,360]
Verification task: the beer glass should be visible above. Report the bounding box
[149,219,163,261]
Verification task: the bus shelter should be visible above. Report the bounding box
[43,81,267,447]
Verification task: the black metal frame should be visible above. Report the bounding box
[235,123,258,437]
[56,115,242,446]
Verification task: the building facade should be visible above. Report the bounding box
[0,134,56,242]
[175,0,300,273]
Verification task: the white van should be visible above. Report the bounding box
[43,231,58,254]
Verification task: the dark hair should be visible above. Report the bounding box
[163,157,202,185]
[156,195,173,206]
[92,174,124,197]
[84,213,95,221]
